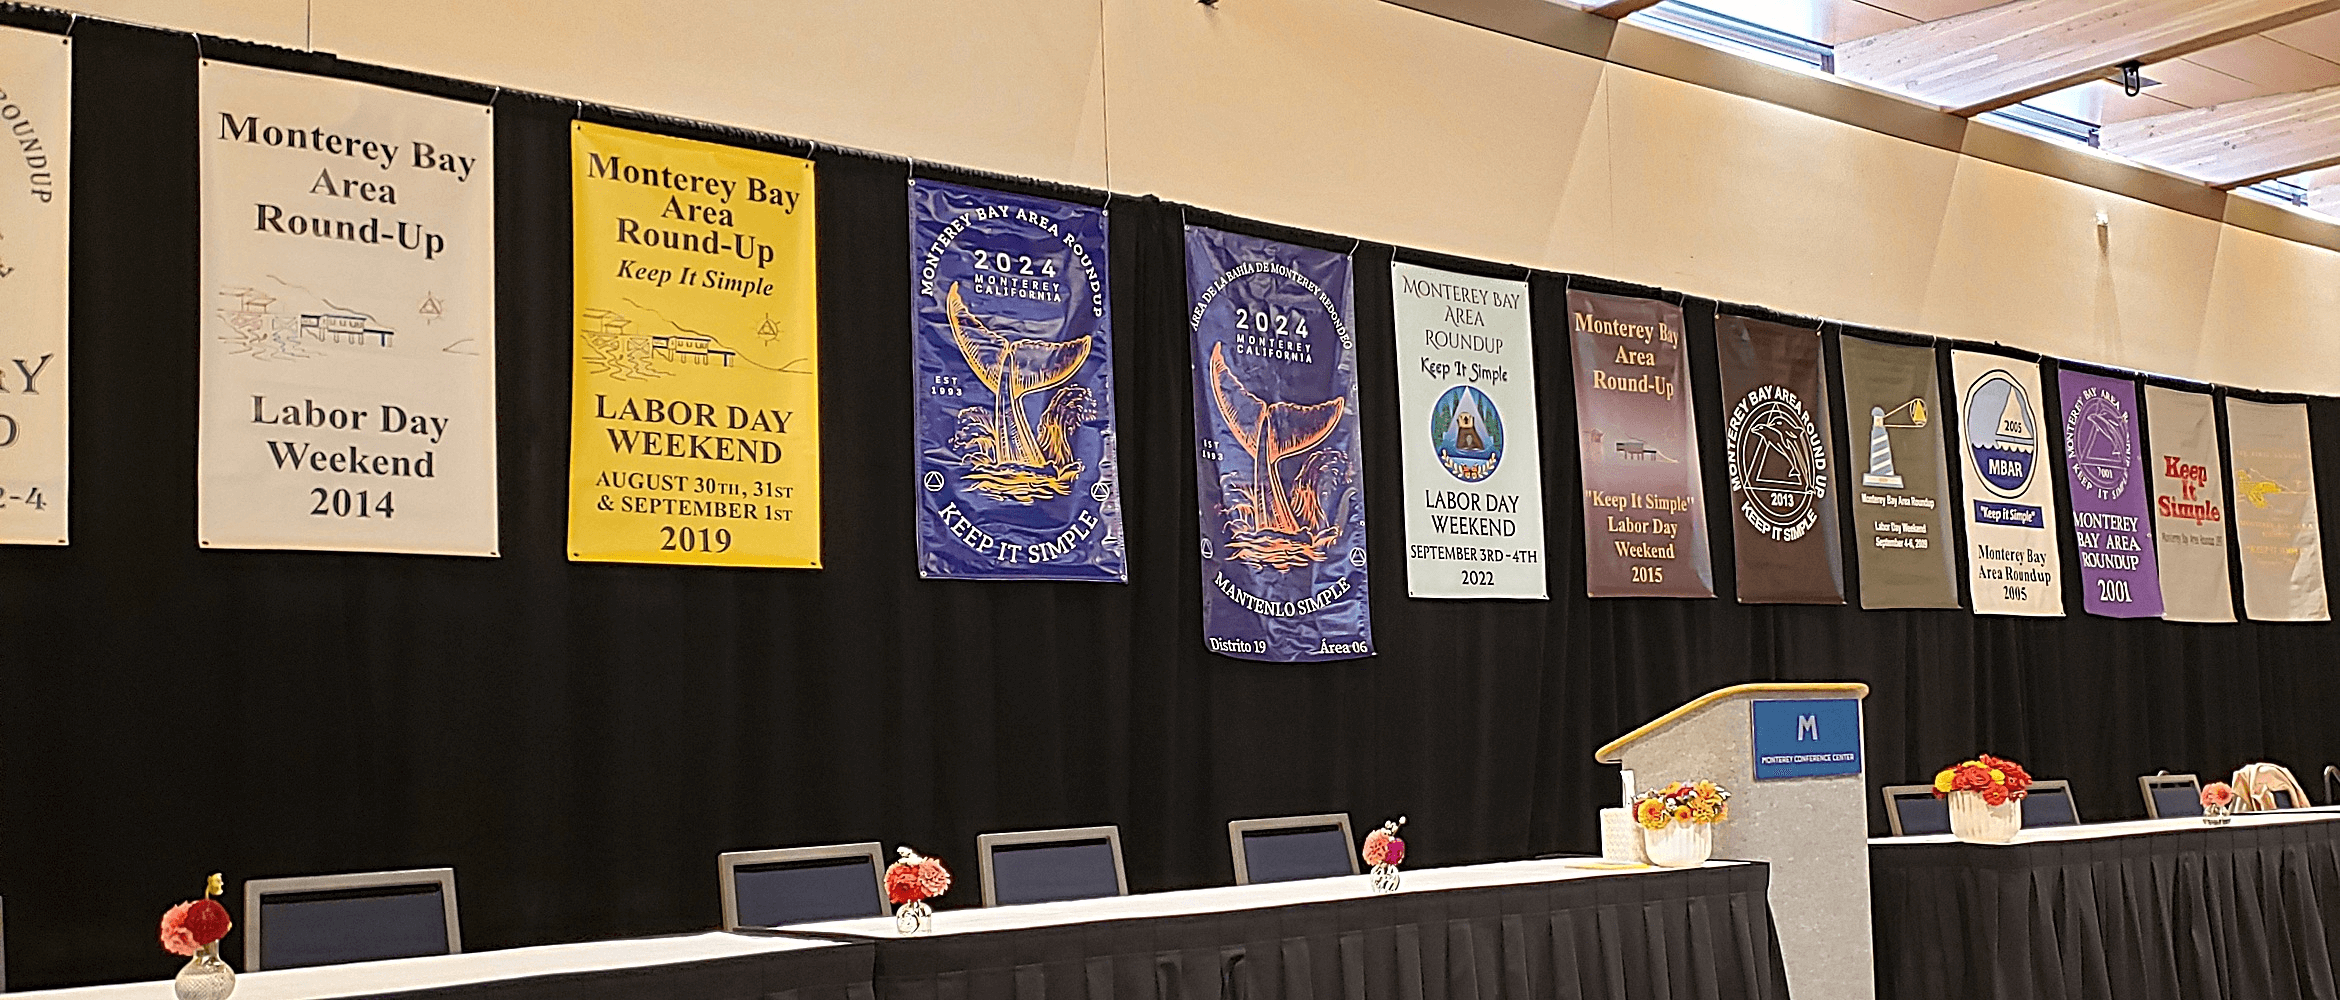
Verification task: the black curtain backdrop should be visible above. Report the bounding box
[6,17,2340,989]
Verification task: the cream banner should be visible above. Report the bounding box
[2225,398,2329,622]
[2142,386,2235,623]
[197,63,498,556]
[1391,262,1544,599]
[1951,352,2063,616]
[0,28,69,545]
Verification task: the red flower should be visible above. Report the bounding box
[159,899,231,957]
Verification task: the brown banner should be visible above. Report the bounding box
[1836,335,1958,608]
[1715,315,1842,604]
[1566,290,1713,598]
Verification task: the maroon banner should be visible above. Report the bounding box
[1715,315,1843,604]
[1566,290,1714,598]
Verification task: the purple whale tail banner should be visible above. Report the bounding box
[1566,289,1714,598]
[910,180,1126,582]
[1185,226,1372,662]
[2057,370,2162,618]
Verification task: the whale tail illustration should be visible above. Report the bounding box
[1209,343,1345,534]
[946,282,1092,468]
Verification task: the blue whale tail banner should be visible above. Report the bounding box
[911,180,1126,581]
[1185,226,1373,661]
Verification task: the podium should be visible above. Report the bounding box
[1598,682,1873,1000]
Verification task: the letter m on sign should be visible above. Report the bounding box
[1797,715,1819,741]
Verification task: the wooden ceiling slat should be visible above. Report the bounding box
[1580,0,1665,17]
[2099,83,2340,187]
[1835,0,2340,115]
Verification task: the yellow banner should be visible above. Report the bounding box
[568,122,819,567]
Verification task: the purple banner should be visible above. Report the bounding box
[909,180,1125,581]
[1186,227,1371,662]
[2058,371,2162,618]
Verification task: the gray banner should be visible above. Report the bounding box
[1836,336,1957,609]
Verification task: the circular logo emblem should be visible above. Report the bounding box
[2064,386,2133,502]
[1091,480,1111,503]
[1429,385,1504,482]
[1963,371,2038,498]
[1724,385,1827,542]
[923,470,946,492]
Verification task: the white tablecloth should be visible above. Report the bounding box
[782,857,1743,938]
[11,932,847,1000]
[1869,807,2340,846]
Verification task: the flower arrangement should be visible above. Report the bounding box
[2201,782,2237,810]
[159,874,232,958]
[1361,823,1406,867]
[1363,817,1407,892]
[161,874,237,1000]
[885,848,951,905]
[1633,781,1730,830]
[885,846,950,934]
[1932,754,2032,806]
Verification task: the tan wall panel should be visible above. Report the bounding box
[308,0,1112,188]
[1595,68,1960,331]
[53,0,304,48]
[1105,0,1611,270]
[38,0,2340,392]
[1920,156,2230,380]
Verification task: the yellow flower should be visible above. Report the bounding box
[1934,771,1955,793]
[1988,768,2005,783]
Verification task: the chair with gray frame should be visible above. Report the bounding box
[976,826,1127,907]
[1880,784,1951,836]
[2019,779,2081,828]
[1227,814,1356,885]
[243,868,460,971]
[718,842,888,929]
[2139,772,2203,819]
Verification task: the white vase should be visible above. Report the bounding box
[1641,822,1713,867]
[1947,790,2021,843]
[173,943,236,1000]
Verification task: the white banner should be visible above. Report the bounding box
[1391,262,1545,598]
[0,28,69,545]
[2142,386,2236,623]
[1951,352,2063,616]
[198,63,497,555]
[2225,398,2329,622]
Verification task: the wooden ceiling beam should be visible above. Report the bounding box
[2100,84,2340,188]
[1835,0,2340,117]
[1580,0,1664,17]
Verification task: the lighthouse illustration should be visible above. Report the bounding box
[1862,397,1927,489]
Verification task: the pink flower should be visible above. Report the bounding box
[2202,782,2237,809]
[1362,829,1400,867]
[915,858,952,898]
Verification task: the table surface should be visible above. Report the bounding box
[1868,807,2340,846]
[11,932,848,1000]
[783,857,1745,938]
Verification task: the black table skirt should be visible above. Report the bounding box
[862,864,1788,1000]
[1872,820,2340,1000]
[368,939,876,1000]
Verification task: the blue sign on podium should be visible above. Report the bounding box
[1751,698,1863,780]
